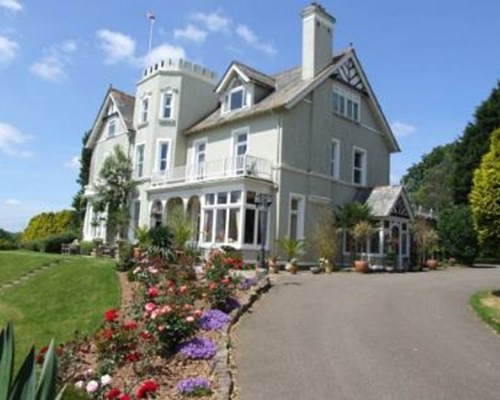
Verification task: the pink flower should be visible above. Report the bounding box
[86,380,99,394]
[148,267,158,274]
[145,302,157,313]
[179,285,188,294]
[194,309,203,317]
[148,287,159,297]
[186,316,195,323]
[161,305,172,314]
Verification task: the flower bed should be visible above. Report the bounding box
[51,248,263,399]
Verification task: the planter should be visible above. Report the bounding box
[354,260,369,273]
[268,260,279,274]
[286,262,298,274]
[426,259,439,270]
[324,265,333,274]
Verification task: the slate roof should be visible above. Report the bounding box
[231,61,276,88]
[185,50,350,134]
[363,185,404,218]
[110,88,135,131]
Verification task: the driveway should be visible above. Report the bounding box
[234,267,500,400]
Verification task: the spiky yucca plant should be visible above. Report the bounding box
[0,322,64,400]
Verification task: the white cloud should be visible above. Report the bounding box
[191,12,231,32]
[4,198,20,206]
[391,121,417,138]
[96,29,136,64]
[236,24,276,55]
[30,40,78,82]
[0,0,23,12]
[142,44,186,67]
[174,24,208,44]
[0,35,18,63]
[0,122,32,157]
[64,155,80,169]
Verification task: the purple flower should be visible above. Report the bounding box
[178,337,217,359]
[240,277,257,290]
[199,309,230,331]
[176,377,211,396]
[224,297,240,312]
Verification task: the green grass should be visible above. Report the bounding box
[0,251,121,368]
[0,250,62,284]
[470,290,500,334]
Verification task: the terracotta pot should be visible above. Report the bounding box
[133,247,142,259]
[286,262,298,274]
[426,259,439,270]
[354,260,369,273]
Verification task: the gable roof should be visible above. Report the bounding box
[86,87,136,149]
[216,61,275,93]
[358,185,414,219]
[185,48,400,152]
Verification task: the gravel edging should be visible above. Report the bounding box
[211,275,272,400]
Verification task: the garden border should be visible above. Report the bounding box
[210,274,272,400]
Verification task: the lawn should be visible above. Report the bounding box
[0,250,61,285]
[0,251,121,368]
[470,290,500,334]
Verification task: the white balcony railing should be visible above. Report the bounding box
[151,154,273,187]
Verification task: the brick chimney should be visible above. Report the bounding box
[301,3,335,80]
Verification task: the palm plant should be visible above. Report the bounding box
[276,236,307,262]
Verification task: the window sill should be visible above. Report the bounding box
[137,121,149,129]
[159,118,176,126]
[332,110,361,124]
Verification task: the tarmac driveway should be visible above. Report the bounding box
[234,267,500,400]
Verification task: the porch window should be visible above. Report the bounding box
[370,231,381,254]
[215,209,227,242]
[228,208,240,242]
[203,209,214,242]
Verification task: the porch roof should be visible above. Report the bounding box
[356,185,414,219]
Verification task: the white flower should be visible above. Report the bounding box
[100,374,112,386]
[86,380,99,394]
[75,380,84,389]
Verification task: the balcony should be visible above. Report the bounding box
[150,154,273,188]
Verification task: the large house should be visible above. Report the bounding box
[82,3,413,267]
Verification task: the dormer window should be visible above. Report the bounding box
[223,78,249,113]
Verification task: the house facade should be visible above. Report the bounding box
[82,3,413,267]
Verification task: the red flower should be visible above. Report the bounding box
[120,395,131,400]
[101,328,114,340]
[122,321,138,331]
[126,351,141,362]
[105,309,119,322]
[136,380,159,399]
[106,388,122,399]
[208,282,217,291]
[36,346,49,364]
[140,331,154,341]
[147,287,159,297]
[221,277,231,285]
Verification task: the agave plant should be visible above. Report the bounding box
[0,322,64,400]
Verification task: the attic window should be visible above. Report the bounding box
[223,78,248,113]
[333,87,360,122]
[108,118,116,137]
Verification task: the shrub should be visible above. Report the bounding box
[0,239,18,250]
[205,251,240,311]
[79,240,95,256]
[43,232,79,253]
[148,226,174,251]
[22,209,78,242]
[437,205,478,265]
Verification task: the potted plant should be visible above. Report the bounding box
[422,229,440,270]
[277,237,306,274]
[352,220,374,273]
[267,255,279,274]
[133,225,151,258]
[312,208,339,274]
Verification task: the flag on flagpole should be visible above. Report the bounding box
[147,11,155,21]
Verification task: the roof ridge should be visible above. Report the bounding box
[110,87,135,99]
[233,61,275,82]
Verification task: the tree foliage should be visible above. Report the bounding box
[470,128,500,255]
[402,144,455,212]
[22,210,78,242]
[453,81,500,204]
[93,146,135,241]
[72,130,93,225]
[437,205,478,265]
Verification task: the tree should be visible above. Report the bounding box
[453,82,500,204]
[402,143,455,212]
[437,205,478,265]
[470,128,500,256]
[22,210,78,242]
[72,130,93,225]
[93,146,135,242]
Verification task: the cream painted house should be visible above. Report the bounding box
[82,3,413,267]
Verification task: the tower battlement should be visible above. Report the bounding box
[141,58,217,84]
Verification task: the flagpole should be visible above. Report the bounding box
[148,17,155,55]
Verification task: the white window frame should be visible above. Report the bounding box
[333,86,360,122]
[140,96,150,124]
[223,78,249,113]
[330,138,340,179]
[107,118,117,137]
[231,127,249,157]
[159,90,174,120]
[155,139,171,175]
[288,193,305,240]
[352,146,367,186]
[134,143,146,179]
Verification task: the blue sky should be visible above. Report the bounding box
[0,0,499,232]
